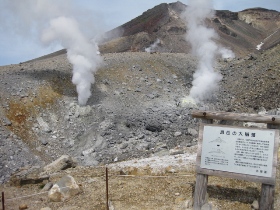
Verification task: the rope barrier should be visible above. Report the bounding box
[5,185,71,201]
[6,190,49,201]
[3,173,195,202]
[4,169,274,202]
[116,174,194,178]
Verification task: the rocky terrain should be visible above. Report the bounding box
[0,1,280,210]
[0,47,279,210]
[99,2,280,56]
[0,52,202,182]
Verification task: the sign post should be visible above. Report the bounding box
[192,111,280,210]
[193,116,212,209]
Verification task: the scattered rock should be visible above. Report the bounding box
[120,143,128,149]
[155,143,168,150]
[174,131,182,137]
[41,182,53,192]
[43,155,77,174]
[2,117,12,126]
[251,200,259,209]
[183,199,193,208]
[37,117,52,133]
[131,65,142,71]
[165,166,177,173]
[145,124,163,132]
[19,204,28,210]
[81,147,95,156]
[187,128,198,136]
[74,105,92,117]
[169,148,184,155]
[201,203,212,210]
[39,137,48,145]
[109,200,115,210]
[48,175,81,202]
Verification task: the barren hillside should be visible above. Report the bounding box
[100,2,280,56]
[0,1,280,210]
[0,46,280,209]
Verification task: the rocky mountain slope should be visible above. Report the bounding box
[100,2,280,56]
[0,52,200,182]
[0,47,279,209]
[220,45,280,112]
[0,1,280,209]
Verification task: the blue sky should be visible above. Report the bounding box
[0,0,279,66]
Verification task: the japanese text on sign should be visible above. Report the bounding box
[200,125,275,177]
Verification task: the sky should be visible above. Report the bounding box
[0,0,279,66]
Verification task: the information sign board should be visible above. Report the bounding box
[201,125,276,178]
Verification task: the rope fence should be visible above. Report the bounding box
[1,167,196,210]
[116,174,193,178]
[2,166,275,209]
[5,185,74,201]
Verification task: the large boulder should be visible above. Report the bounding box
[48,175,81,202]
[187,128,198,137]
[43,155,77,174]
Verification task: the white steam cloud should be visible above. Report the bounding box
[145,39,161,53]
[42,17,102,105]
[1,0,103,105]
[183,0,234,102]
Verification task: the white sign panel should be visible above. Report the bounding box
[201,125,276,177]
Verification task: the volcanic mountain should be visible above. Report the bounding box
[32,1,280,61]
[100,1,280,56]
[0,2,280,209]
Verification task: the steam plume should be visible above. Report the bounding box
[182,0,234,102]
[145,39,161,53]
[42,17,102,105]
[1,0,103,105]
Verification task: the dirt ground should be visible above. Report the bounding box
[1,146,280,210]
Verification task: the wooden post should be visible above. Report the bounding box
[106,167,109,210]
[193,174,208,209]
[1,192,4,210]
[193,117,213,210]
[260,183,275,210]
[259,123,278,210]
